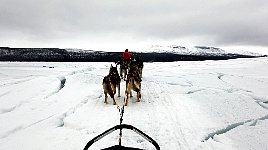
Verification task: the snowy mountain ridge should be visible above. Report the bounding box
[147,45,263,56]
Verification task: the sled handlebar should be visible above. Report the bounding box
[83,124,160,150]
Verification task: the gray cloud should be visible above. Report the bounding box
[0,0,268,49]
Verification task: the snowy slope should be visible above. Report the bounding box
[146,45,263,56]
[0,58,268,150]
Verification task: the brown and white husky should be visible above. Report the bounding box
[102,65,121,105]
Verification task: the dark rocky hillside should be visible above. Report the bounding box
[0,47,265,62]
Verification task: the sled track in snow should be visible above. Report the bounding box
[140,78,190,149]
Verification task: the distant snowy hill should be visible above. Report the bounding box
[147,45,263,57]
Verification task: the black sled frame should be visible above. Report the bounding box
[83,124,160,150]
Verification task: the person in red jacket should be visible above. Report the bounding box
[121,49,131,74]
[122,49,131,61]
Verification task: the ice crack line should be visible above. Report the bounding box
[202,114,268,142]
[58,76,66,90]
[44,76,66,98]
[0,115,54,139]
[56,98,89,128]
[256,101,268,109]
[250,96,268,110]
[0,78,34,87]
[0,106,16,115]
[0,91,10,98]
[185,89,205,94]
[217,73,224,80]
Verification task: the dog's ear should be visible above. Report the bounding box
[110,64,113,68]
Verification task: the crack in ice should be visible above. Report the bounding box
[202,114,268,142]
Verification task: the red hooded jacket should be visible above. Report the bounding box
[122,52,131,60]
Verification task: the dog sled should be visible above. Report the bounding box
[83,106,160,150]
[89,58,153,149]
[83,124,160,150]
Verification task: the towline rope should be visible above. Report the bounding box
[117,105,125,146]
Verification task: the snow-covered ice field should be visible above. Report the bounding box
[1,57,268,150]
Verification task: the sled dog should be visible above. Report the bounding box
[103,65,121,105]
[117,60,129,80]
[132,56,144,79]
[124,63,142,106]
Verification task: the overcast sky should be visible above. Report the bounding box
[0,0,268,53]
